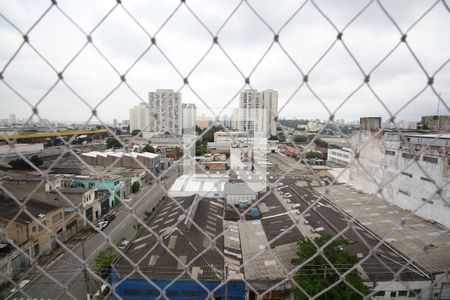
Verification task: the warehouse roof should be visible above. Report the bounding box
[0,195,60,224]
[113,195,225,281]
[224,183,257,195]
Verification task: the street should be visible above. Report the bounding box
[8,169,178,300]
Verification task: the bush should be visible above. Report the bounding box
[106,137,121,149]
[142,144,156,153]
[131,181,140,193]
[291,235,368,299]
[95,247,118,278]
[8,155,43,170]
[293,135,308,143]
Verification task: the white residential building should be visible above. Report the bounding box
[129,103,150,133]
[327,147,352,166]
[182,103,196,134]
[148,89,182,135]
[239,89,278,136]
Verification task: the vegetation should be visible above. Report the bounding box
[280,119,309,128]
[291,235,368,299]
[195,145,208,156]
[131,181,140,193]
[196,125,223,145]
[142,144,156,153]
[106,137,122,149]
[268,135,278,140]
[95,247,118,278]
[9,155,43,170]
[277,132,286,142]
[131,129,141,136]
[306,151,323,159]
[293,135,308,143]
[314,138,328,148]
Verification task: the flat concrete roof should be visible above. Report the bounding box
[168,174,228,197]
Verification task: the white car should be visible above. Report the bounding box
[95,221,109,231]
[10,279,30,293]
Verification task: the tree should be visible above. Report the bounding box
[277,132,286,143]
[106,137,122,149]
[131,129,141,136]
[268,135,278,140]
[196,145,208,156]
[306,151,323,159]
[293,135,308,143]
[95,247,118,278]
[8,155,43,170]
[131,181,140,193]
[314,138,328,148]
[291,235,368,300]
[142,144,155,153]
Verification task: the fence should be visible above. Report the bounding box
[0,0,449,299]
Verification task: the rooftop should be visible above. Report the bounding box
[113,195,225,280]
[0,195,60,224]
[224,183,258,196]
[315,184,450,275]
[168,174,228,198]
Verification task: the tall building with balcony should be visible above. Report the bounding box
[182,103,197,134]
[129,103,150,133]
[239,89,278,136]
[149,89,182,135]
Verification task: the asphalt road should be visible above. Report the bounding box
[8,168,178,300]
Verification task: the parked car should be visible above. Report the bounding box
[95,221,109,231]
[103,214,116,222]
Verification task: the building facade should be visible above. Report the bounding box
[238,89,278,136]
[327,147,352,166]
[149,89,182,135]
[349,119,450,228]
[182,103,196,134]
[129,103,150,133]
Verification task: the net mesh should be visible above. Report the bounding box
[0,0,449,299]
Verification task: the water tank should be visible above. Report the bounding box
[239,200,249,208]
[249,207,260,218]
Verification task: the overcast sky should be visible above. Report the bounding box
[0,0,448,125]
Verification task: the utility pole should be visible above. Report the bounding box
[81,239,91,300]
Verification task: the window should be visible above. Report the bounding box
[420,177,434,183]
[52,213,62,224]
[398,291,408,296]
[399,189,410,196]
[421,198,433,204]
[374,291,385,296]
[390,291,397,297]
[146,290,160,296]
[385,150,396,156]
[181,291,201,297]
[166,290,179,297]
[423,156,438,164]
[124,288,141,295]
[32,226,37,233]
[402,153,414,159]
[401,172,412,178]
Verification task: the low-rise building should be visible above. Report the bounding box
[81,151,160,175]
[327,147,352,167]
[0,195,64,257]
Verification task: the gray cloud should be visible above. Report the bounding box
[0,0,448,124]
